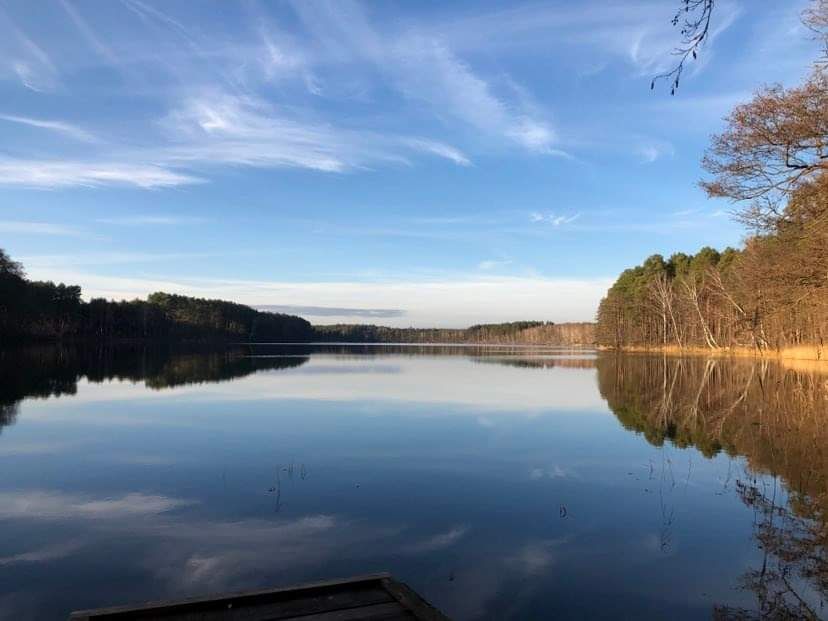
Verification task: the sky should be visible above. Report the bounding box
[0,0,820,327]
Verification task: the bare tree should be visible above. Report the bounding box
[680,272,719,349]
[649,272,683,347]
[804,0,828,63]
[657,1,828,94]
[653,0,715,94]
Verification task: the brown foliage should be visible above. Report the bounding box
[601,9,828,353]
[701,72,828,231]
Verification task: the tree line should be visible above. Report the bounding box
[597,1,828,356]
[1,252,596,346]
[314,321,595,345]
[0,252,313,344]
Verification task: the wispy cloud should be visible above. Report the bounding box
[404,138,471,166]
[162,90,473,173]
[0,0,572,191]
[588,1,739,80]
[121,0,200,50]
[429,0,744,90]
[0,220,91,237]
[672,208,701,217]
[0,159,202,189]
[96,215,206,226]
[283,0,560,154]
[0,114,97,142]
[529,212,580,226]
[161,92,355,173]
[478,259,513,271]
[407,215,479,225]
[0,7,58,91]
[1,96,468,189]
[18,251,217,267]
[58,0,118,65]
[0,0,778,200]
[393,35,556,153]
[635,140,675,164]
[670,207,730,220]
[250,5,319,90]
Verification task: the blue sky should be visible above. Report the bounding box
[0,0,819,326]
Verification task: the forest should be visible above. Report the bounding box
[314,321,595,345]
[0,251,595,346]
[0,251,313,344]
[596,4,828,357]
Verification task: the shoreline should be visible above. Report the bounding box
[598,344,826,366]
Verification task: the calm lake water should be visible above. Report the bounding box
[1,344,826,620]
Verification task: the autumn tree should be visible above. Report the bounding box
[600,1,828,353]
[805,0,828,63]
[701,72,828,231]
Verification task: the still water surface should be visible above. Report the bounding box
[1,345,826,619]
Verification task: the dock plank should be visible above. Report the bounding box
[112,588,394,621]
[278,602,412,621]
[69,574,449,621]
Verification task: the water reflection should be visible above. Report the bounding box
[597,354,828,618]
[0,345,309,433]
[472,356,597,370]
[0,345,603,425]
[0,346,826,619]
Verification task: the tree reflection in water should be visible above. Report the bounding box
[598,354,828,619]
[3,346,827,617]
[0,344,310,434]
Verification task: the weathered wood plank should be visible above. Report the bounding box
[229,587,393,621]
[68,573,450,621]
[98,587,394,621]
[380,579,450,621]
[69,574,393,620]
[277,602,412,621]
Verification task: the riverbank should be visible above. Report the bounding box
[599,344,826,365]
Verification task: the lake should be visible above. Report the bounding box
[1,344,826,620]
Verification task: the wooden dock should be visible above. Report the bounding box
[69,573,451,620]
